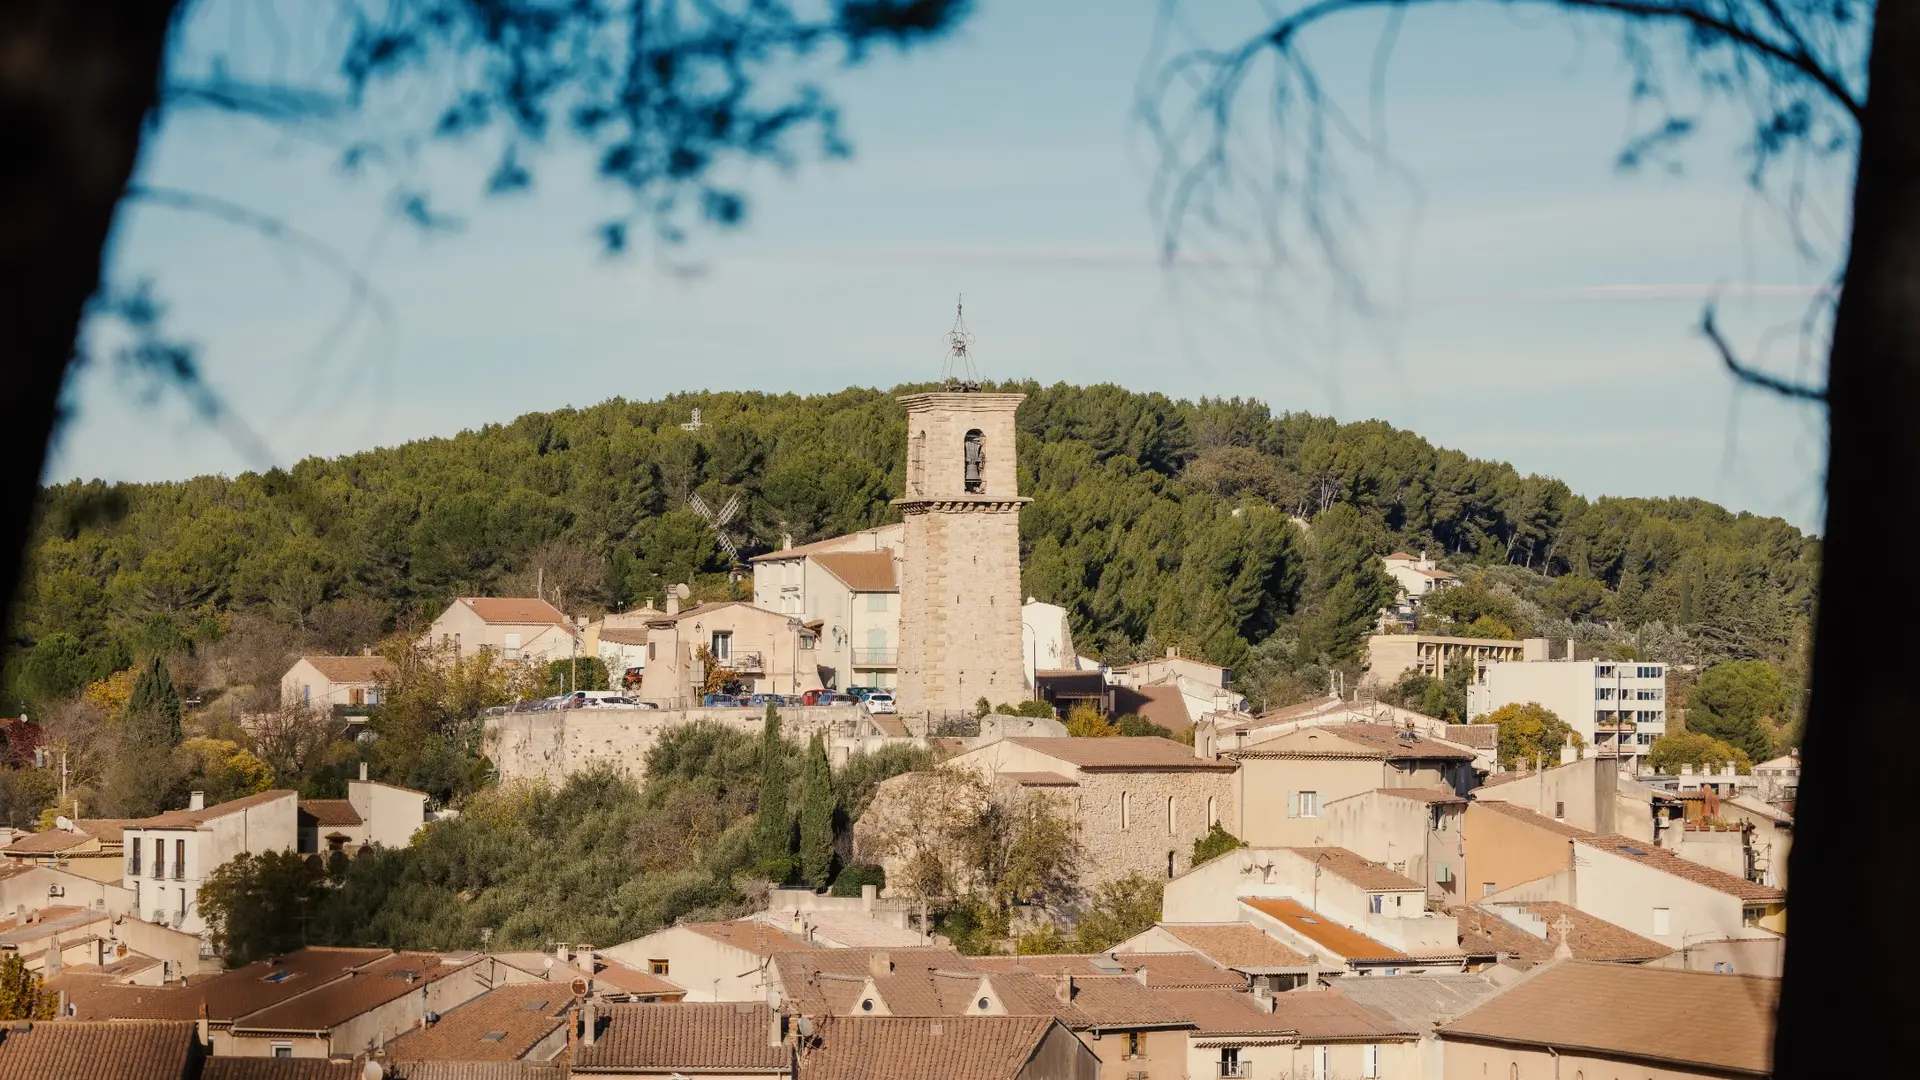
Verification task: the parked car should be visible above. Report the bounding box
[845,686,878,701]
[829,693,859,705]
[701,693,740,708]
[865,693,897,714]
[747,693,781,708]
[800,688,832,706]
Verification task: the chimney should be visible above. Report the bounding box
[1054,971,1073,1004]
[1252,982,1275,1011]
[187,791,205,812]
[360,762,369,782]
[362,647,373,657]
[1680,764,1693,776]
[869,951,892,981]
[56,989,68,1018]
[582,999,597,1046]
[1559,734,1576,766]
[1723,760,1737,778]
[861,884,876,913]
[556,943,571,965]
[769,1010,785,1048]
[666,594,680,616]
[1306,955,1322,988]
[45,936,60,975]
[1132,965,1148,987]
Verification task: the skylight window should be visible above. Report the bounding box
[482,1031,508,1042]
[262,971,297,983]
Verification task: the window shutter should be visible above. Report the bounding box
[1288,792,1299,818]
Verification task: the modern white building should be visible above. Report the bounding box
[121,790,299,937]
[1469,659,1669,764]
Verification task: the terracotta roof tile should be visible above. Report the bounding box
[1154,988,1298,1036]
[996,772,1079,788]
[386,1066,567,1080]
[802,1015,1061,1080]
[1004,737,1234,772]
[296,655,394,684]
[386,982,571,1062]
[1579,836,1787,902]
[0,1019,198,1080]
[1336,973,1503,1030]
[681,920,814,957]
[298,800,363,828]
[594,628,651,647]
[774,948,971,1016]
[576,1002,789,1072]
[457,598,569,626]
[1049,974,1193,1029]
[588,958,685,998]
[1469,799,1594,838]
[1110,685,1195,732]
[1155,924,1309,970]
[1440,961,1776,1075]
[811,551,898,592]
[1241,898,1407,962]
[1445,724,1498,750]
[966,952,1244,990]
[1372,787,1467,805]
[203,1060,361,1080]
[1235,723,1475,762]
[1286,847,1424,892]
[1459,903,1671,967]
[232,952,474,1034]
[128,789,296,831]
[749,528,899,563]
[2,831,94,855]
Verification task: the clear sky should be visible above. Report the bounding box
[53,1,1843,532]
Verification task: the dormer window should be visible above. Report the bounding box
[963,429,985,493]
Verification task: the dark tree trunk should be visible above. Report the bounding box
[1774,4,1920,1075]
[0,2,179,628]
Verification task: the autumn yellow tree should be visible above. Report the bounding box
[0,954,56,1020]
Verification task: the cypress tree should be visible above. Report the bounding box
[798,731,836,889]
[754,702,792,878]
[126,656,183,746]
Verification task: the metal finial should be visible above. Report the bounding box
[942,295,980,389]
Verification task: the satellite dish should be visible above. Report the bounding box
[796,1017,814,1038]
[543,957,555,970]
[362,1061,386,1080]
[54,816,73,832]
[673,583,691,600]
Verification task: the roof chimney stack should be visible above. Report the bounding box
[869,951,892,981]
[582,998,597,1046]
[1055,971,1073,1004]
[188,792,205,812]
[360,762,369,782]
[665,594,680,616]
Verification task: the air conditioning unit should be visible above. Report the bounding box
[45,885,64,898]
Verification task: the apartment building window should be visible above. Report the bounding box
[174,840,185,880]
[1637,688,1663,700]
[1652,907,1671,936]
[1596,665,1615,676]
[1637,665,1663,678]
[1218,1048,1243,1078]
[152,838,165,879]
[1288,791,1321,818]
[1594,687,1615,700]
[178,890,186,922]
[866,592,888,612]
[1126,1031,1144,1059]
[649,959,669,976]
[129,845,141,877]
[1363,1043,1381,1079]
[710,631,733,660]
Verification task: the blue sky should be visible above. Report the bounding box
[54,1,1843,531]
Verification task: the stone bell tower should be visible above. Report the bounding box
[892,389,1030,719]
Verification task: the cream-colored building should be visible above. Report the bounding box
[1471,754,1685,848]
[1381,550,1459,623]
[602,920,814,1003]
[751,525,907,693]
[635,600,827,704]
[280,654,393,711]
[893,391,1030,717]
[941,736,1240,885]
[1467,658,1670,764]
[122,789,298,936]
[426,596,581,664]
[296,764,430,856]
[1210,696,1498,773]
[1320,787,1469,909]
[1221,723,1479,849]
[1438,961,1775,1079]
[1165,984,1421,1080]
[1364,634,1536,688]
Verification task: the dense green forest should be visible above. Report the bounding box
[7,383,1815,721]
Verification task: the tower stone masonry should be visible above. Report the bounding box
[892,391,1030,719]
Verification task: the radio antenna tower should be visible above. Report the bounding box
[942,296,981,390]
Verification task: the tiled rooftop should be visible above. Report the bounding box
[1579,835,1787,902]
[1285,847,1425,892]
[1153,923,1309,970]
[385,982,571,1062]
[802,1015,1060,1080]
[1005,737,1235,771]
[575,1002,790,1072]
[0,1019,198,1080]
[1241,898,1408,962]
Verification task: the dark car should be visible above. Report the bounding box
[701,693,740,708]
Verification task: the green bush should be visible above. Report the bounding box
[829,864,886,897]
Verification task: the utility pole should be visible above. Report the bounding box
[59,750,68,805]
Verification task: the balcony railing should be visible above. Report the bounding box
[851,648,898,668]
[1218,1064,1249,1079]
[713,652,764,673]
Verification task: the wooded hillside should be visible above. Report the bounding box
[6,383,1816,715]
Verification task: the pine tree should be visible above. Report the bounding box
[798,731,836,889]
[125,656,183,746]
[753,702,792,879]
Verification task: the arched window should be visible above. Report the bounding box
[1166,795,1176,834]
[963,429,985,493]
[1119,791,1130,830]
[1207,796,1218,827]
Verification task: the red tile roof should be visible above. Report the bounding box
[385,982,571,1062]
[575,1002,790,1072]
[681,920,814,957]
[966,952,1244,990]
[1440,961,1776,1075]
[128,789,296,830]
[812,551,898,592]
[1286,847,1424,892]
[1459,903,1671,967]
[231,952,474,1034]
[0,1019,199,1080]
[1242,898,1408,962]
[203,1060,362,1080]
[1005,737,1234,771]
[456,598,569,626]
[1373,787,1467,805]
[298,800,363,828]
[296,656,394,684]
[1110,685,1194,732]
[1153,924,1309,970]
[802,1016,1064,1080]
[1235,723,1475,762]
[1579,835,1787,902]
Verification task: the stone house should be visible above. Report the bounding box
[1221,723,1478,849]
[280,654,393,711]
[941,736,1240,885]
[425,597,580,664]
[122,789,298,936]
[635,600,827,705]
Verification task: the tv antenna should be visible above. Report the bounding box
[942,296,980,390]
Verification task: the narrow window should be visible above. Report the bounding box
[1207,796,1218,827]
[1652,907,1671,936]
[175,839,185,880]
[1119,791,1130,830]
[153,838,165,879]
[1363,1043,1380,1079]
[178,889,186,921]
[1370,894,1383,914]
[1300,791,1321,818]
[1313,1044,1329,1080]
[1166,795,1176,834]
[349,687,365,706]
[710,631,732,660]
[1167,851,1175,878]
[963,429,985,493]
[1553,801,1565,820]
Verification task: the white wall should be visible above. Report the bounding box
[349,781,428,849]
[123,794,297,935]
[1573,842,1750,949]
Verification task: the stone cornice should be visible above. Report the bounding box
[892,497,1031,513]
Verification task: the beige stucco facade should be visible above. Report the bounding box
[1185,1032,1420,1080]
[1321,790,1467,909]
[1570,841,1785,948]
[123,791,298,936]
[1441,1038,1763,1080]
[893,392,1030,717]
[1364,634,1530,686]
[426,598,580,664]
[602,925,781,1003]
[1460,803,1576,904]
[636,601,827,704]
[1229,728,1473,851]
